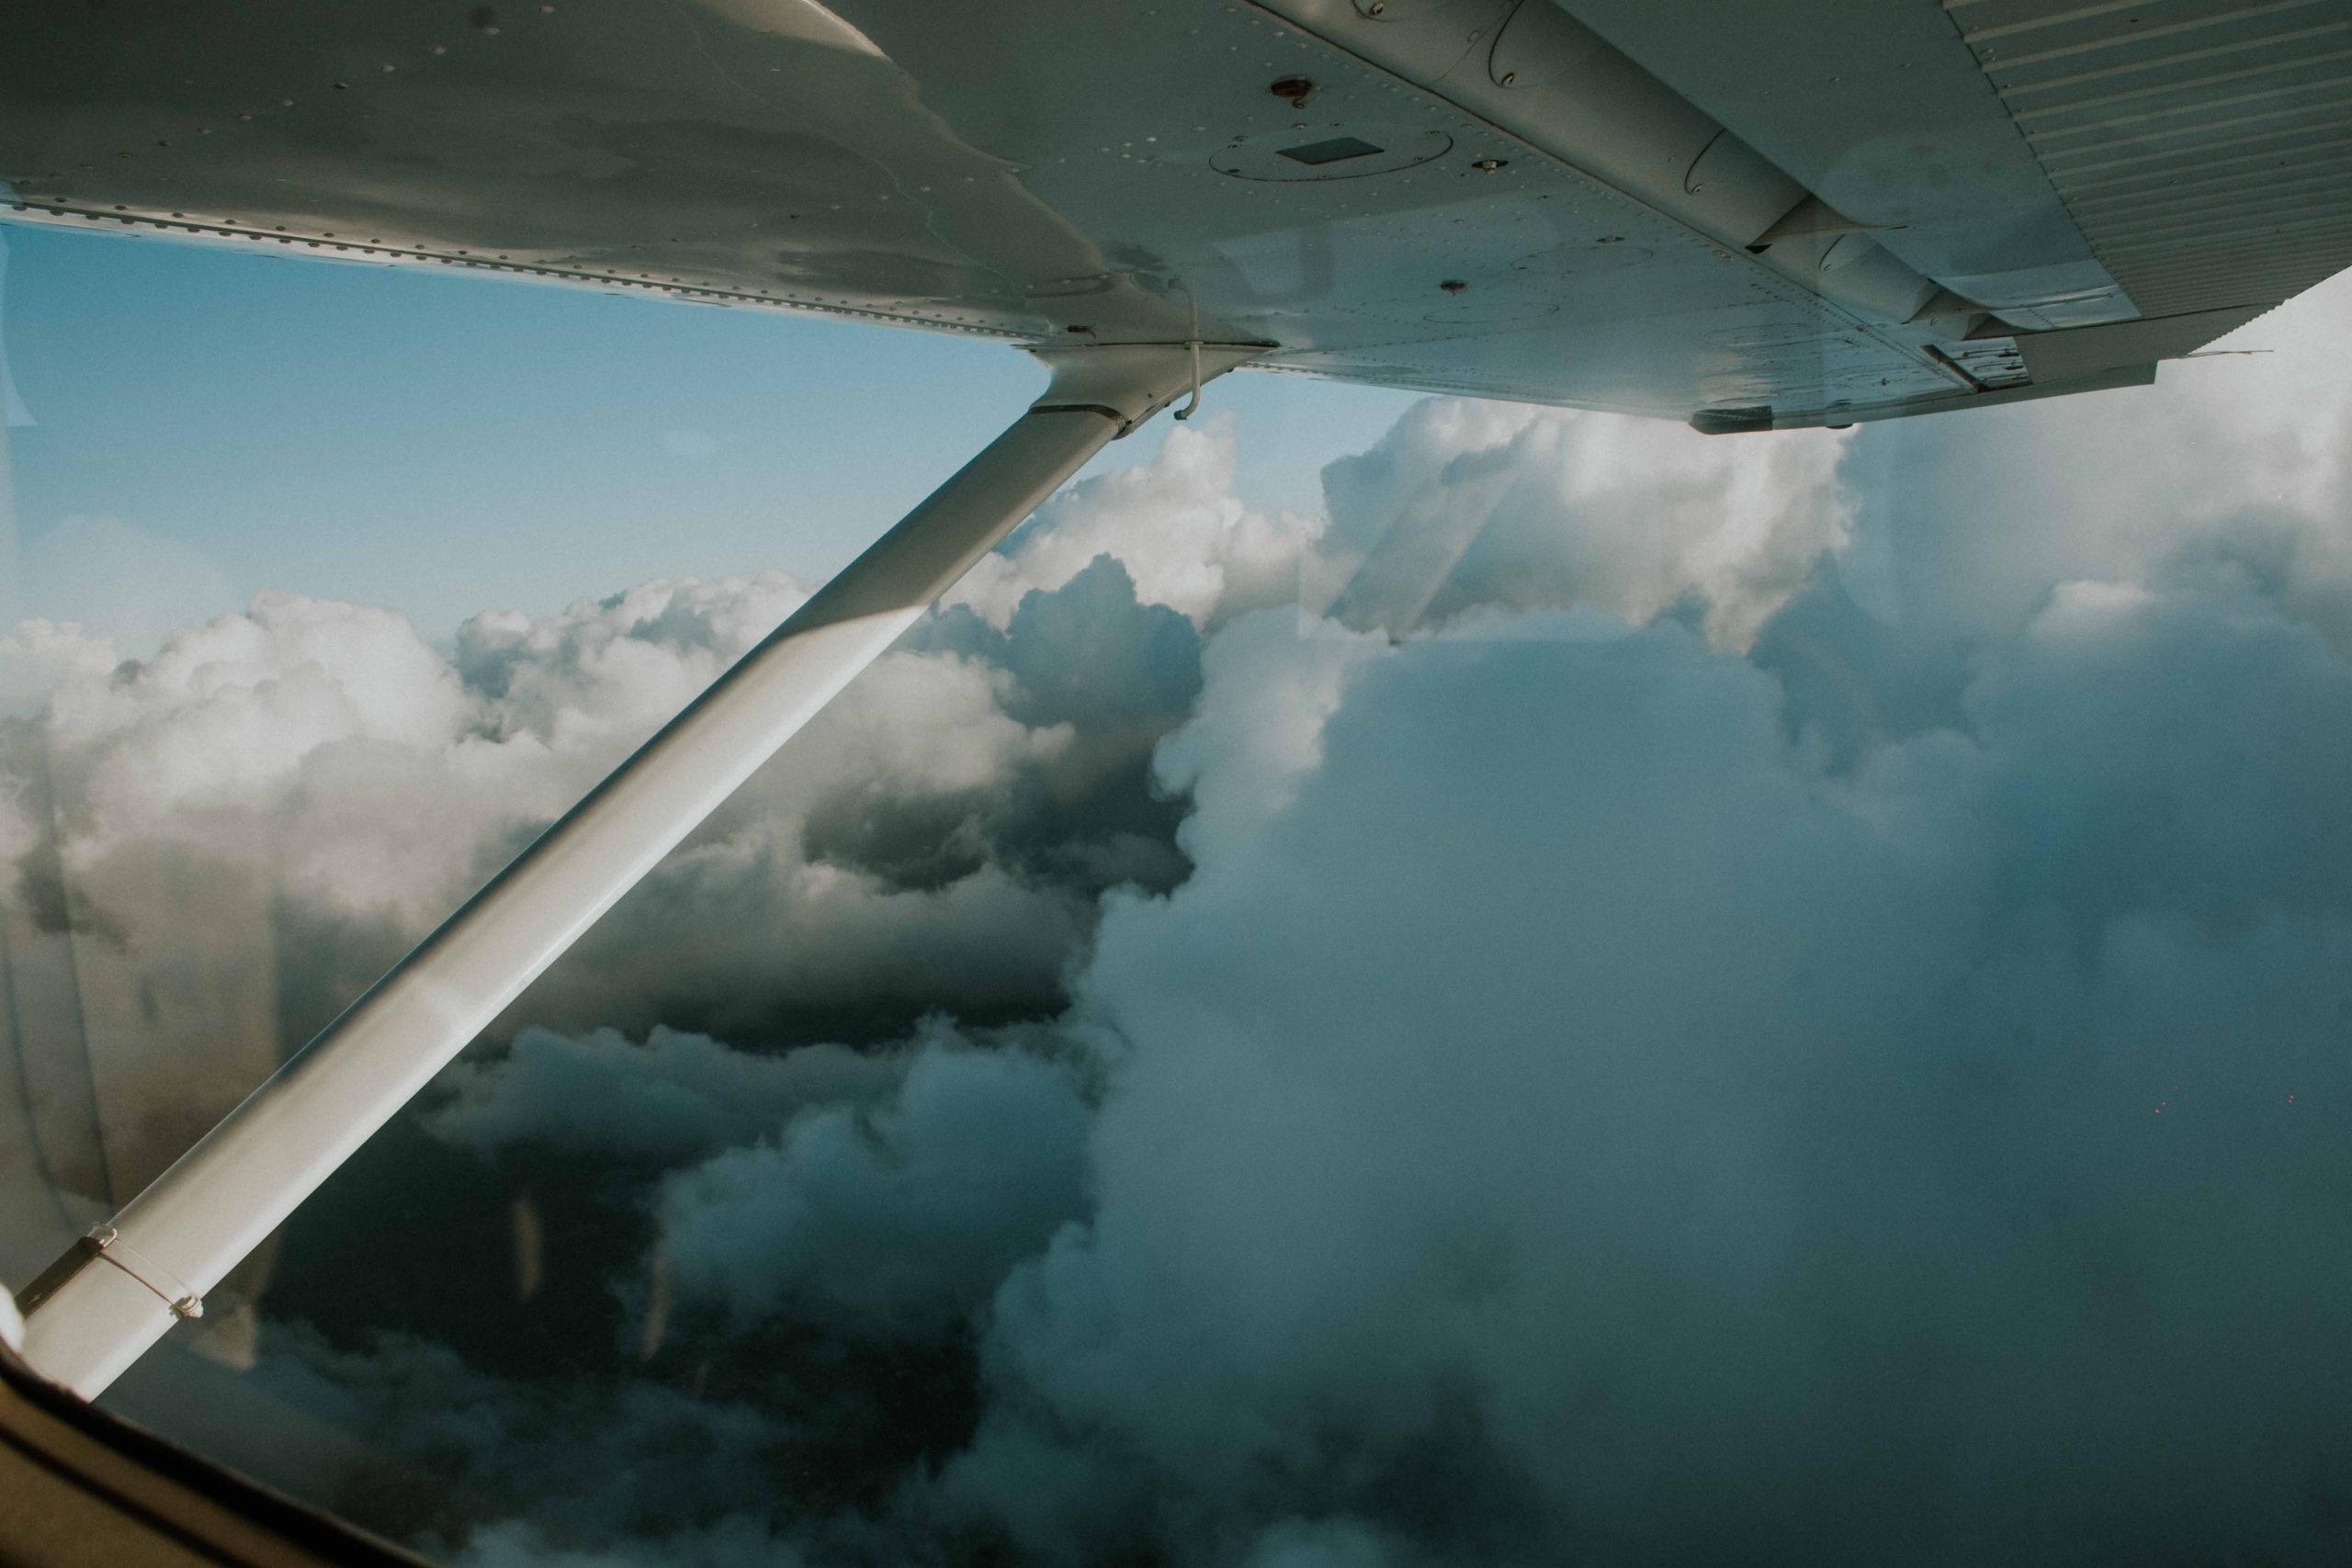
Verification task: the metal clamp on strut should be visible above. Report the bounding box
[84,1225,205,1321]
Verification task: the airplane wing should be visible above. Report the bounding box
[3,0,2345,432]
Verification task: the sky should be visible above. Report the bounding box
[0,219,1418,647]
[5,215,2352,1568]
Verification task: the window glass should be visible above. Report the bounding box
[7,140,2352,1568]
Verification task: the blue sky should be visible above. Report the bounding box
[0,218,1417,647]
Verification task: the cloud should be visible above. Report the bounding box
[1310,396,1852,649]
[1,620,117,716]
[945,414,1317,629]
[427,1025,901,1166]
[0,497,1262,1254]
[431,1017,1098,1339]
[902,281,2352,1564]
[656,1021,1094,1338]
[1825,285,2352,659]
[939,580,2352,1563]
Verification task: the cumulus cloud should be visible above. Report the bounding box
[427,1025,902,1166]
[2,412,1337,1337]
[0,617,116,718]
[939,585,2352,1564]
[945,414,1317,629]
[14,276,2352,1566]
[1826,292,2352,658]
[656,1021,1094,1338]
[1310,396,1851,649]
[0,486,1261,1223]
[428,1017,1096,1339]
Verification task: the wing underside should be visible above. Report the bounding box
[0,0,2346,430]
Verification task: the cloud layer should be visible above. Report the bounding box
[3,425,1303,1217]
[9,277,2352,1566]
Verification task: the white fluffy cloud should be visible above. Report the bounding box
[1829,292,2352,657]
[1311,395,1851,649]
[946,413,1317,630]
[0,430,1290,1247]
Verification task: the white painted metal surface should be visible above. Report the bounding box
[8,1,2345,431]
[1955,0,2352,321]
[14,343,1239,1399]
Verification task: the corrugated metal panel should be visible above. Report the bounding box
[1947,0,2352,318]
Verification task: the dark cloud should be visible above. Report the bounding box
[657,1021,1094,1339]
[947,589,2352,1564]
[429,1026,903,1166]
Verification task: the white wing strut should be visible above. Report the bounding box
[17,342,1251,1399]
